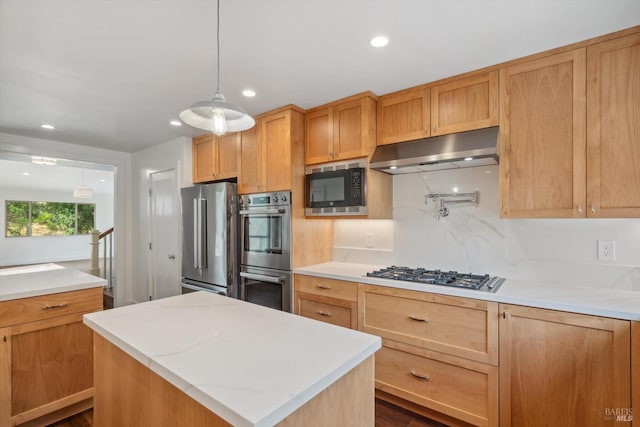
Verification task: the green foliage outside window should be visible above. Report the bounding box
[5,201,96,237]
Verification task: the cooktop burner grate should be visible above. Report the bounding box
[365,266,504,293]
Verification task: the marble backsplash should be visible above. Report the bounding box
[333,165,640,290]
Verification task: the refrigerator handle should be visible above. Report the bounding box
[193,198,200,269]
[200,198,208,268]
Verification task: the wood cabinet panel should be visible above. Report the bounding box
[297,293,355,329]
[376,342,497,427]
[216,133,239,180]
[431,71,498,136]
[499,304,630,427]
[359,285,498,365]
[294,275,358,302]
[238,124,262,194]
[377,87,430,145]
[500,49,587,218]
[262,111,291,192]
[193,136,216,183]
[587,33,640,217]
[11,315,93,414]
[304,108,333,165]
[192,133,239,183]
[333,99,367,160]
[0,287,103,328]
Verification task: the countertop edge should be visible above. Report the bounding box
[0,280,107,302]
[293,263,640,321]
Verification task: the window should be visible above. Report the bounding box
[5,201,95,237]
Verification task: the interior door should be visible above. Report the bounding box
[150,169,180,300]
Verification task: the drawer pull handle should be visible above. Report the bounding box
[410,370,430,381]
[317,310,332,317]
[409,315,429,323]
[316,284,331,290]
[42,303,68,310]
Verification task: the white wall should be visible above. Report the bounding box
[0,188,114,265]
[334,165,640,290]
[130,136,192,303]
[0,132,133,306]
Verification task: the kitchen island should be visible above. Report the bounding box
[83,291,381,427]
[0,263,105,426]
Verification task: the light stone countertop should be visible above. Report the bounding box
[0,263,106,301]
[293,262,640,321]
[83,291,381,427]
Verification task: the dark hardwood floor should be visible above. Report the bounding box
[48,399,448,426]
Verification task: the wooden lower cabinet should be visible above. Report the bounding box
[0,288,102,426]
[293,275,358,329]
[499,304,631,427]
[376,340,498,427]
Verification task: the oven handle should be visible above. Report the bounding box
[239,208,286,215]
[240,272,284,284]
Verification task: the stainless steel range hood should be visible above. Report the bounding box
[370,127,499,174]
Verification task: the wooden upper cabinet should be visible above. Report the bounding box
[499,304,630,427]
[192,133,239,183]
[431,70,498,136]
[587,33,640,217]
[238,123,262,194]
[499,49,587,218]
[238,106,304,194]
[304,92,377,165]
[377,87,430,145]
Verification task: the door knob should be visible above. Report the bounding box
[168,254,176,260]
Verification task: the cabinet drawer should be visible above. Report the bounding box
[294,275,358,302]
[298,296,353,329]
[0,287,103,327]
[376,343,497,427]
[360,285,498,364]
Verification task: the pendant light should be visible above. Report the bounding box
[179,0,255,136]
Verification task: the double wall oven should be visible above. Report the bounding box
[239,191,292,312]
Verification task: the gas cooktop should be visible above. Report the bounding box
[365,266,504,293]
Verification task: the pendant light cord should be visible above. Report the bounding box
[216,0,221,93]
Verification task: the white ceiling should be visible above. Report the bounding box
[1,0,638,153]
[0,157,115,195]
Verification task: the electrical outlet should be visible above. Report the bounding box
[597,240,615,262]
[365,233,374,248]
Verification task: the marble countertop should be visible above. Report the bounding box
[294,262,640,321]
[0,263,106,301]
[83,292,381,427]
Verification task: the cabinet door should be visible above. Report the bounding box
[333,99,368,161]
[499,304,630,427]
[216,133,239,180]
[192,135,216,183]
[262,111,292,191]
[305,107,333,165]
[238,124,262,194]
[500,49,587,218]
[431,70,498,136]
[377,87,430,145]
[587,33,640,217]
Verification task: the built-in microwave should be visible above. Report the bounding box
[305,158,367,216]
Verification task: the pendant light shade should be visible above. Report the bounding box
[179,0,254,136]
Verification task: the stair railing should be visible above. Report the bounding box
[90,227,114,289]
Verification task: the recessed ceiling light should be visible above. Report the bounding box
[464,157,473,161]
[370,35,389,48]
[389,166,398,170]
[22,172,30,176]
[99,179,107,183]
[242,89,256,97]
[41,124,55,130]
[169,120,182,127]
[452,187,459,193]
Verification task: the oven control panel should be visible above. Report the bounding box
[240,191,291,208]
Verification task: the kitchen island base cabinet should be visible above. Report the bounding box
[499,304,631,427]
[0,287,102,427]
[93,333,375,426]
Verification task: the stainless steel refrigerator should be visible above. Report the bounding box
[180,182,239,297]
